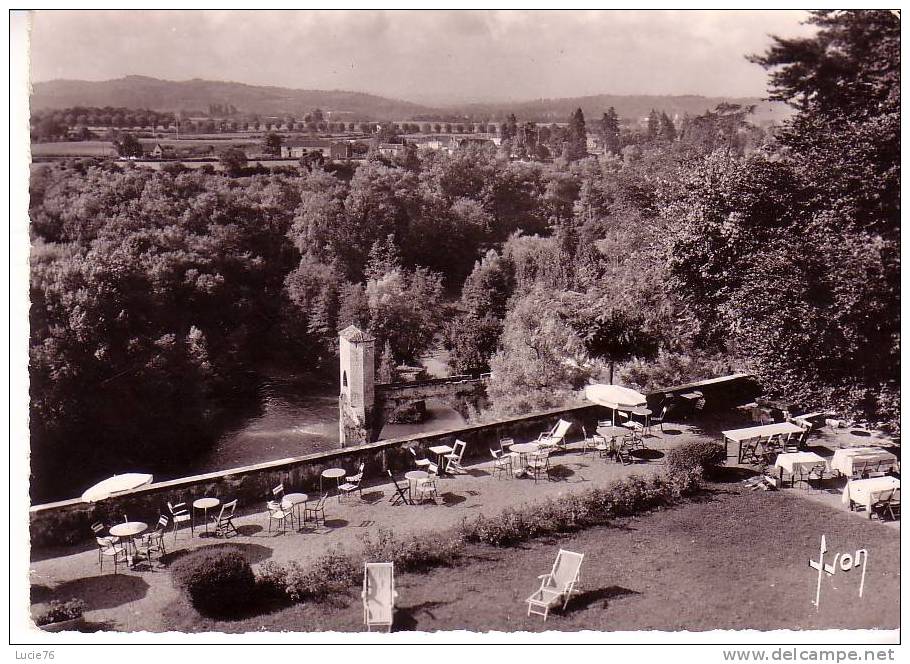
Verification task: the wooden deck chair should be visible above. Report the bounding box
[538,419,571,450]
[739,437,760,464]
[362,563,397,632]
[490,448,513,479]
[526,549,584,621]
[408,447,431,470]
[387,470,412,505]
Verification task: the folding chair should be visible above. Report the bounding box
[408,447,431,470]
[444,440,468,474]
[137,515,169,566]
[526,549,584,621]
[304,494,328,526]
[387,470,412,506]
[212,499,239,537]
[870,490,894,520]
[167,500,192,541]
[538,419,571,450]
[95,537,127,574]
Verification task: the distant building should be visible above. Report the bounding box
[281,139,331,158]
[149,143,172,159]
[378,143,406,157]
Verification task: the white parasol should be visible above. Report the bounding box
[585,384,648,425]
[81,473,154,503]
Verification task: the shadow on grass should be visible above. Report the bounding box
[440,492,467,507]
[568,586,640,612]
[360,490,385,504]
[44,574,150,611]
[323,519,349,529]
[161,542,274,566]
[463,468,490,478]
[661,429,684,436]
[393,600,451,631]
[710,466,759,483]
[236,524,263,537]
[548,465,575,481]
[30,584,54,604]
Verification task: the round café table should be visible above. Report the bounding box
[321,468,347,496]
[193,497,220,536]
[404,470,429,502]
[630,406,652,432]
[283,492,308,527]
[510,442,540,477]
[110,521,147,566]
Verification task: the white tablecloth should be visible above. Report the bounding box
[830,447,898,476]
[774,451,826,475]
[842,476,900,512]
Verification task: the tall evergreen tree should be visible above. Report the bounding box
[600,107,621,154]
[566,108,587,161]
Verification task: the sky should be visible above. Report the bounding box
[28,9,817,104]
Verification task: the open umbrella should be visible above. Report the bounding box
[584,384,647,425]
[81,473,154,503]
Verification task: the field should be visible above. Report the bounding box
[31,141,116,157]
[159,485,900,634]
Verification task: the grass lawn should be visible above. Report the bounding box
[160,484,899,633]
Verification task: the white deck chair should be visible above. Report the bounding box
[538,419,571,450]
[444,440,468,473]
[362,562,397,632]
[526,549,584,620]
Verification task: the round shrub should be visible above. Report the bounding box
[666,441,726,479]
[171,547,256,617]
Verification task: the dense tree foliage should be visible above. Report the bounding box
[30,15,898,503]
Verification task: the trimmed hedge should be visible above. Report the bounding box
[35,599,85,626]
[171,547,257,616]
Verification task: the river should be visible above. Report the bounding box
[185,350,466,476]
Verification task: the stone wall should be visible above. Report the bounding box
[29,373,758,547]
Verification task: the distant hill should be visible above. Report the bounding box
[30,75,433,120]
[31,75,790,124]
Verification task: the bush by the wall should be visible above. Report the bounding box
[666,441,726,479]
[171,547,257,616]
[360,528,463,573]
[283,547,359,602]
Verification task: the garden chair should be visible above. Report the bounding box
[593,434,611,459]
[870,489,894,520]
[167,500,192,541]
[90,521,118,552]
[387,470,412,506]
[499,438,515,453]
[339,463,365,501]
[527,447,553,483]
[597,419,612,429]
[649,405,670,432]
[267,500,293,534]
[538,419,571,450]
[362,562,397,632]
[490,448,513,479]
[887,493,900,521]
[867,460,888,478]
[304,493,328,526]
[444,440,468,474]
[408,447,431,470]
[137,515,168,566]
[782,432,799,453]
[739,438,760,464]
[212,499,239,537]
[95,536,128,574]
[854,459,869,480]
[526,549,584,621]
[616,438,635,465]
[414,465,439,503]
[578,427,593,455]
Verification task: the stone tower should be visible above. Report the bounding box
[338,325,375,447]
